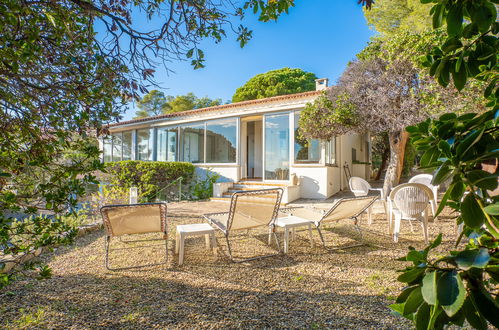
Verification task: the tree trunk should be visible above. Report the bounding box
[382,130,409,198]
[375,146,390,180]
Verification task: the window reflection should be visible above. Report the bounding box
[265,114,289,180]
[137,128,154,161]
[206,118,237,163]
[180,124,204,163]
[294,112,320,163]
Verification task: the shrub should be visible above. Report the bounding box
[190,171,220,200]
[104,161,195,201]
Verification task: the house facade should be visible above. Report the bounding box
[102,80,371,203]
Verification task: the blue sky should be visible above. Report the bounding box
[122,1,375,120]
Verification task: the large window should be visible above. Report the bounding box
[206,118,237,163]
[180,124,204,163]
[103,136,112,163]
[325,138,337,165]
[265,113,289,180]
[157,127,178,161]
[122,131,133,160]
[294,112,320,163]
[137,128,154,161]
[112,133,122,162]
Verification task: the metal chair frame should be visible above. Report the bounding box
[100,202,168,270]
[282,196,379,251]
[204,188,283,262]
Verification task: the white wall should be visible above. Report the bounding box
[290,166,329,199]
[195,165,239,183]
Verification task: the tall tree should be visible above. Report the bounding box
[232,68,317,102]
[363,0,433,34]
[135,90,169,118]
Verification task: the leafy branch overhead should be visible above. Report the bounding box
[420,0,498,107]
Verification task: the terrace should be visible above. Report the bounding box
[0,198,459,328]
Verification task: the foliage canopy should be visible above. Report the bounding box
[232,68,317,102]
[135,91,222,118]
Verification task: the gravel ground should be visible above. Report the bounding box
[0,199,461,329]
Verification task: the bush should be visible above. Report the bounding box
[104,161,195,201]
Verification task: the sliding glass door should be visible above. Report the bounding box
[264,113,289,180]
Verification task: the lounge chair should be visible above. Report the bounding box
[100,202,168,270]
[348,176,386,224]
[279,196,378,251]
[203,188,283,262]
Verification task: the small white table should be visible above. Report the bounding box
[175,223,216,266]
[275,216,315,253]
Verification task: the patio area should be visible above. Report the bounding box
[0,198,460,329]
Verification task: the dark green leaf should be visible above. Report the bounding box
[396,285,418,303]
[455,248,490,270]
[398,267,425,283]
[437,271,466,316]
[420,147,440,167]
[471,285,499,327]
[404,287,424,315]
[433,162,453,185]
[462,296,487,330]
[466,170,498,190]
[442,37,463,53]
[456,129,484,158]
[446,3,463,37]
[452,61,467,91]
[415,303,431,330]
[435,185,452,217]
[433,4,444,29]
[461,193,486,228]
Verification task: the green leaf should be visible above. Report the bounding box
[404,287,424,315]
[462,296,487,330]
[422,271,438,305]
[420,147,440,167]
[471,285,499,327]
[484,203,499,215]
[455,248,490,270]
[449,182,465,201]
[415,303,431,330]
[433,161,453,185]
[442,38,463,53]
[466,170,498,190]
[432,4,444,29]
[452,61,467,91]
[435,186,451,217]
[396,285,418,303]
[446,3,463,37]
[437,271,466,317]
[456,129,484,158]
[446,2,463,37]
[398,267,425,283]
[389,303,406,316]
[461,193,485,228]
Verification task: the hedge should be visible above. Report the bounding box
[104,161,195,201]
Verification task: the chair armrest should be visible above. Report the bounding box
[369,188,385,200]
[351,189,368,196]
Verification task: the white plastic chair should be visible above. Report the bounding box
[408,174,439,218]
[388,183,434,244]
[349,177,386,224]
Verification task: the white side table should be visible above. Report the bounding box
[175,223,216,266]
[274,216,315,253]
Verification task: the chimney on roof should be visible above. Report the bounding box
[315,78,329,91]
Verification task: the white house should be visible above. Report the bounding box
[102,79,371,203]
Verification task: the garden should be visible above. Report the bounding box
[1,0,498,329]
